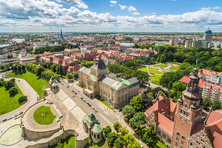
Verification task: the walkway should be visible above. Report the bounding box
[0,76,38,121]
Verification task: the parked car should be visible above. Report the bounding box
[119,109,122,112]
[88,103,91,107]
[72,90,74,92]
[83,99,86,102]
[14,114,18,117]
[75,92,77,95]
[92,106,95,110]
[2,119,7,122]
[66,86,69,88]
[78,90,80,92]
[80,97,83,100]
[94,109,98,113]
[8,117,12,120]
[19,112,23,115]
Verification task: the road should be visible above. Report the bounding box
[0,72,38,121]
[59,79,122,126]
[59,80,148,148]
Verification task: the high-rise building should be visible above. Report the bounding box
[203,27,212,42]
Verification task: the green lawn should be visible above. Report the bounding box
[155,63,168,68]
[169,66,179,71]
[151,80,160,86]
[49,135,75,148]
[0,84,24,115]
[156,140,167,148]
[6,71,49,99]
[85,139,108,148]
[34,106,56,125]
[137,67,167,86]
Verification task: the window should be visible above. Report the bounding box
[94,134,96,138]
[177,132,180,136]
[97,135,100,138]
[182,136,185,140]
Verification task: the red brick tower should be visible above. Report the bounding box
[172,68,204,148]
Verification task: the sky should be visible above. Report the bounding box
[0,0,222,32]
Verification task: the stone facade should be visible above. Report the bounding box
[78,56,140,108]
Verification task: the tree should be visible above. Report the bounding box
[9,87,18,96]
[114,122,122,133]
[151,87,169,98]
[129,112,146,129]
[50,64,57,72]
[56,65,64,75]
[17,65,22,71]
[35,66,45,76]
[113,138,124,148]
[130,95,144,112]
[142,92,153,109]
[81,60,94,68]
[142,125,158,147]
[212,99,221,110]
[88,136,92,146]
[122,105,135,119]
[203,98,212,108]
[172,81,186,92]
[18,96,27,104]
[73,72,78,79]
[22,65,26,71]
[103,126,112,137]
[5,81,15,90]
[0,79,5,87]
[66,73,74,81]
[108,132,118,146]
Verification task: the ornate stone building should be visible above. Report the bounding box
[78,56,140,108]
[49,76,59,92]
[82,113,103,143]
[145,68,222,148]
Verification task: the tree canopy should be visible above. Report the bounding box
[129,112,146,129]
[130,95,144,112]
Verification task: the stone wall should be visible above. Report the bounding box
[75,136,88,148]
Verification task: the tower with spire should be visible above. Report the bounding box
[60,29,64,39]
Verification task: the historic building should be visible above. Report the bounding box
[40,54,81,75]
[78,56,139,108]
[49,76,59,92]
[145,68,222,148]
[180,69,222,103]
[82,113,103,144]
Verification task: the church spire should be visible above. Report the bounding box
[60,29,64,39]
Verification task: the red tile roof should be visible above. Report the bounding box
[179,76,206,88]
[158,112,174,136]
[206,111,222,125]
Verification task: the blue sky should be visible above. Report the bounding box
[0,0,222,32]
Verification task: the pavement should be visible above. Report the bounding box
[0,73,38,122]
[59,79,123,127]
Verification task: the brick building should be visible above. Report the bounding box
[145,68,222,148]
[40,54,81,75]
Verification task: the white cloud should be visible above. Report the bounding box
[1,0,222,32]
[151,13,156,15]
[110,4,113,7]
[128,6,137,12]
[110,1,117,4]
[56,0,88,9]
[200,6,221,11]
[119,4,127,10]
[133,12,140,15]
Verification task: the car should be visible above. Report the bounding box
[14,114,18,117]
[2,119,7,122]
[83,99,86,102]
[88,103,91,107]
[19,112,23,115]
[72,90,74,92]
[75,92,77,95]
[91,106,95,110]
[80,97,83,100]
[78,90,80,92]
[8,117,13,120]
[119,109,122,112]
[94,109,98,112]
[66,86,69,88]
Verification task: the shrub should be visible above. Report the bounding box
[9,87,18,96]
[18,96,27,104]
[125,117,129,122]
[5,81,15,90]
[88,137,92,146]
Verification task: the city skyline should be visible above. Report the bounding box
[0,0,222,32]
